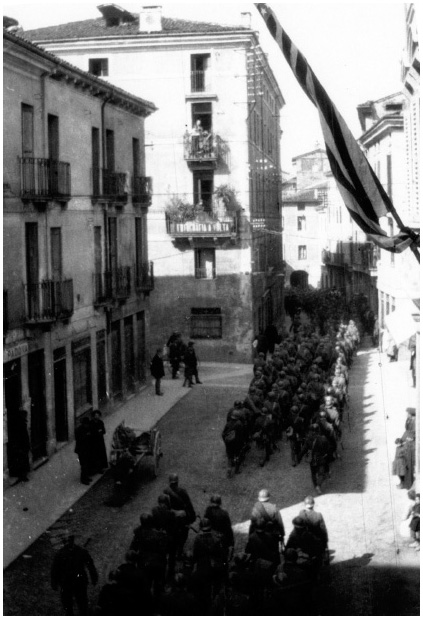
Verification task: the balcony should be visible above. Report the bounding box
[92,168,128,204]
[24,279,74,324]
[183,132,224,168]
[93,271,114,306]
[135,261,154,292]
[352,244,379,271]
[322,249,344,266]
[115,266,131,299]
[166,214,238,240]
[20,157,71,203]
[132,176,152,207]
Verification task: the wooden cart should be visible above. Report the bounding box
[110,421,162,484]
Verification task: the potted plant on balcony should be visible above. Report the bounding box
[165,195,198,223]
[213,184,241,219]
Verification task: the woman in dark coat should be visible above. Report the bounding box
[90,410,108,473]
[392,438,407,488]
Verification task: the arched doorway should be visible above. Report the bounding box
[290,270,309,288]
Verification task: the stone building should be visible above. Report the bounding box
[3,28,156,478]
[282,147,378,308]
[24,5,285,363]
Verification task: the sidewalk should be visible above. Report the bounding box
[3,363,249,568]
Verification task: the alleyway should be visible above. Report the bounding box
[3,340,419,615]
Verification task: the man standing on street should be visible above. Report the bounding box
[150,348,165,395]
[183,341,202,385]
[51,534,98,615]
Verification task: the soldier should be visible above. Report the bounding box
[152,494,178,578]
[222,407,246,477]
[192,518,227,612]
[130,513,168,600]
[249,489,285,548]
[51,534,98,615]
[298,496,328,557]
[163,474,196,557]
[204,495,234,561]
[298,425,332,495]
[253,408,275,467]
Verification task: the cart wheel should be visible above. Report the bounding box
[152,431,162,478]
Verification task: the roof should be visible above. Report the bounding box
[23,15,248,42]
[4,29,157,116]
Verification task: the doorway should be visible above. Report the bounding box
[28,350,47,460]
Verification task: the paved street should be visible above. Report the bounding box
[3,342,419,616]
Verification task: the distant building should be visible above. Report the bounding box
[3,29,155,478]
[24,6,286,362]
[282,148,378,308]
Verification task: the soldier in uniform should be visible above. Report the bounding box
[163,474,196,557]
[204,495,234,562]
[249,489,285,547]
[51,534,98,615]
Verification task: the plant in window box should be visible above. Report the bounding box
[165,195,197,223]
[213,184,241,219]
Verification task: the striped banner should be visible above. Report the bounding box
[255,3,418,254]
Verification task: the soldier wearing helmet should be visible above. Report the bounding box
[249,489,285,548]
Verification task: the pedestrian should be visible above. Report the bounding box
[163,473,196,557]
[405,493,420,551]
[249,489,285,548]
[51,534,98,615]
[74,417,93,485]
[392,438,408,488]
[169,333,183,379]
[8,408,31,482]
[183,341,202,385]
[89,409,108,474]
[150,348,165,395]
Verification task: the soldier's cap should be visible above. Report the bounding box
[210,494,222,505]
[200,518,212,532]
[304,495,315,506]
[234,400,243,407]
[169,473,179,484]
[258,488,270,502]
[258,352,265,357]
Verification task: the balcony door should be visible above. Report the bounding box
[28,349,47,461]
[191,102,212,132]
[48,114,59,194]
[193,171,213,212]
[51,227,63,315]
[108,217,118,293]
[26,223,39,319]
[92,127,100,195]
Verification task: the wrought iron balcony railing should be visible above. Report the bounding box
[114,266,131,299]
[322,249,344,266]
[183,132,223,163]
[93,271,114,305]
[166,214,238,238]
[24,279,74,323]
[20,157,71,201]
[132,176,153,206]
[92,168,128,203]
[135,261,154,292]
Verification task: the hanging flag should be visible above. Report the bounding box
[255,3,419,255]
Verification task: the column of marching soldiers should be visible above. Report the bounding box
[52,310,360,615]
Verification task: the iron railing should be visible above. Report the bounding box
[322,249,344,266]
[183,132,222,162]
[135,261,154,291]
[24,279,73,322]
[166,215,237,237]
[132,176,153,206]
[115,266,131,299]
[92,168,128,202]
[20,157,71,200]
[93,267,132,303]
[93,271,114,305]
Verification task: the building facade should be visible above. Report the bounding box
[357,92,418,328]
[3,29,156,479]
[24,5,285,363]
[282,148,378,309]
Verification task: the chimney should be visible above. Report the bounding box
[240,11,252,29]
[139,6,162,32]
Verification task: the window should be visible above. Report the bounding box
[195,248,216,279]
[190,54,210,92]
[50,227,62,281]
[105,129,115,170]
[88,58,109,77]
[193,170,213,211]
[192,102,212,132]
[22,104,34,156]
[297,216,306,231]
[133,138,140,179]
[297,204,305,211]
[298,245,307,260]
[191,308,222,339]
[72,337,92,415]
[92,127,100,195]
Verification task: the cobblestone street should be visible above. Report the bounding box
[4,342,419,615]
